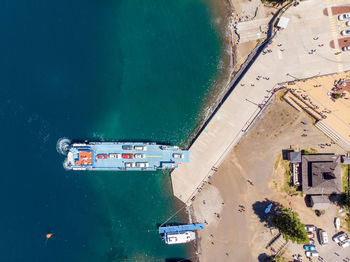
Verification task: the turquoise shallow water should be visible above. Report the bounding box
[0,0,223,261]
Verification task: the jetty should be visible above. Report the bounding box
[171,0,350,204]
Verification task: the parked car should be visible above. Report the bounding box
[134,145,147,151]
[340,239,350,248]
[303,245,317,251]
[318,229,328,245]
[134,153,145,159]
[309,239,315,245]
[339,13,350,20]
[346,21,350,26]
[122,154,134,159]
[305,251,319,257]
[122,145,132,150]
[173,153,184,159]
[135,162,149,168]
[124,162,135,168]
[307,232,315,239]
[341,30,350,36]
[315,210,322,217]
[333,232,348,244]
[343,46,350,51]
[109,153,122,159]
[97,154,108,159]
[305,225,316,232]
[334,217,340,230]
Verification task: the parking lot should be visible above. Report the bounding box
[286,206,350,261]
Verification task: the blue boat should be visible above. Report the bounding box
[62,141,189,171]
[159,223,204,245]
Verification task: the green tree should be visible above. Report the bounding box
[333,93,342,99]
[261,0,290,6]
[272,209,308,244]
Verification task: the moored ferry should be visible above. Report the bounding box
[158,223,204,245]
[62,141,189,171]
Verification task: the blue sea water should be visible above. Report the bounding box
[0,0,223,261]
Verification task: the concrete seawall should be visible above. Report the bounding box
[171,0,350,204]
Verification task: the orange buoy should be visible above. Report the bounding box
[46,233,53,239]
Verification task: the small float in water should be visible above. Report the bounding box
[159,223,204,245]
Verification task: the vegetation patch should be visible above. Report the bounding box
[342,164,349,193]
[261,0,291,7]
[302,148,318,155]
[273,255,288,262]
[342,164,350,232]
[274,153,299,195]
[272,209,308,244]
[346,215,350,232]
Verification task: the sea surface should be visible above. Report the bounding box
[0,0,225,261]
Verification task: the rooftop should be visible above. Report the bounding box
[302,154,341,195]
[290,151,301,163]
[310,195,331,210]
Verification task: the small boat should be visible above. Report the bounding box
[159,223,204,245]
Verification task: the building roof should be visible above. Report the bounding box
[277,16,290,29]
[310,195,331,210]
[342,156,350,164]
[290,151,302,163]
[302,154,342,195]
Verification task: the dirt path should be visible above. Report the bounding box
[192,94,346,261]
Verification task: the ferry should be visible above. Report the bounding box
[62,141,189,171]
[159,223,204,245]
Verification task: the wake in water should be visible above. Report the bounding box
[56,137,71,155]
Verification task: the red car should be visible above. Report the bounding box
[122,154,134,159]
[97,154,108,159]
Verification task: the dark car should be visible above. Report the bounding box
[122,145,132,150]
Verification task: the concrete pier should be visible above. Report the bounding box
[171,0,350,204]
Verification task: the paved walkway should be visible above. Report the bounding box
[171,0,350,204]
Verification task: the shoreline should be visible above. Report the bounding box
[184,0,350,260]
[186,0,284,260]
[183,0,237,148]
[183,0,276,149]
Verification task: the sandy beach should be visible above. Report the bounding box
[191,93,346,261]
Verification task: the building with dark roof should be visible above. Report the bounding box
[301,154,341,196]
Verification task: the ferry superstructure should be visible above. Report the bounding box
[159,223,204,245]
[63,142,189,171]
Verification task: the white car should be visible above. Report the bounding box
[134,153,145,159]
[109,153,122,159]
[334,217,340,230]
[124,162,135,168]
[339,13,350,20]
[173,153,184,159]
[305,225,316,232]
[318,230,328,245]
[347,21,350,26]
[305,251,319,257]
[333,232,348,244]
[135,162,149,168]
[340,239,350,248]
[341,30,350,36]
[343,46,350,51]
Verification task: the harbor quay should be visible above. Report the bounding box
[171,0,350,204]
